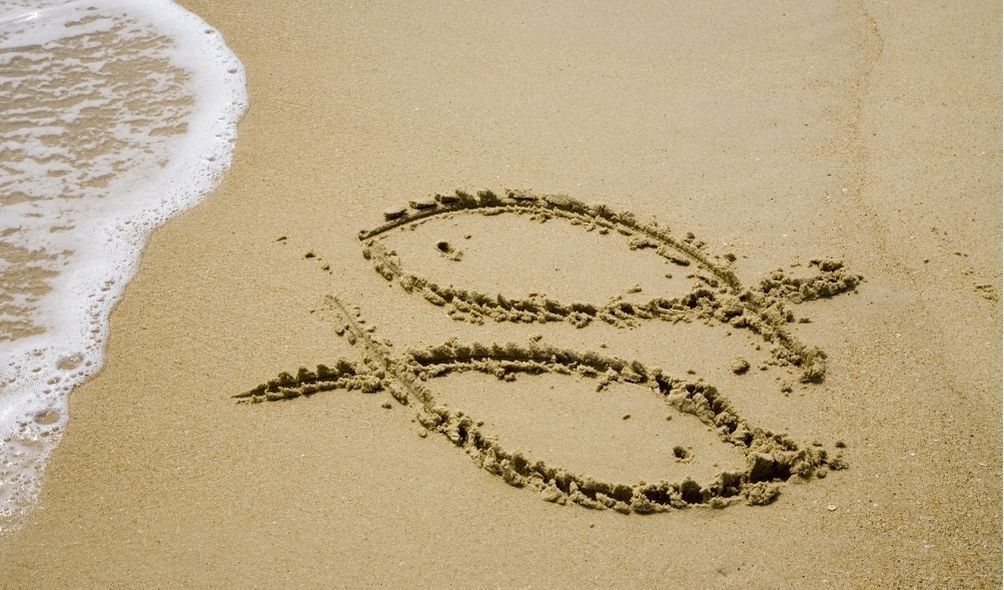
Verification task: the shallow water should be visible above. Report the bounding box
[0,0,247,530]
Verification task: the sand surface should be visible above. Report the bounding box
[1,1,1001,587]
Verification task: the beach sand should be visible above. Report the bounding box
[1,1,1001,587]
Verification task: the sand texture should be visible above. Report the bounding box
[1,1,1001,588]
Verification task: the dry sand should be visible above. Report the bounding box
[1,0,1001,587]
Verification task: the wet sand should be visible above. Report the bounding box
[1,1,1000,587]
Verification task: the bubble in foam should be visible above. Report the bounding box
[0,0,248,532]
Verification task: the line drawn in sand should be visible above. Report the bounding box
[239,190,861,513]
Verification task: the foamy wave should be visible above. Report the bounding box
[0,0,247,531]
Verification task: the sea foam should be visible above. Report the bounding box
[0,0,247,530]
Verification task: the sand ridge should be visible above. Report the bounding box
[238,191,859,513]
